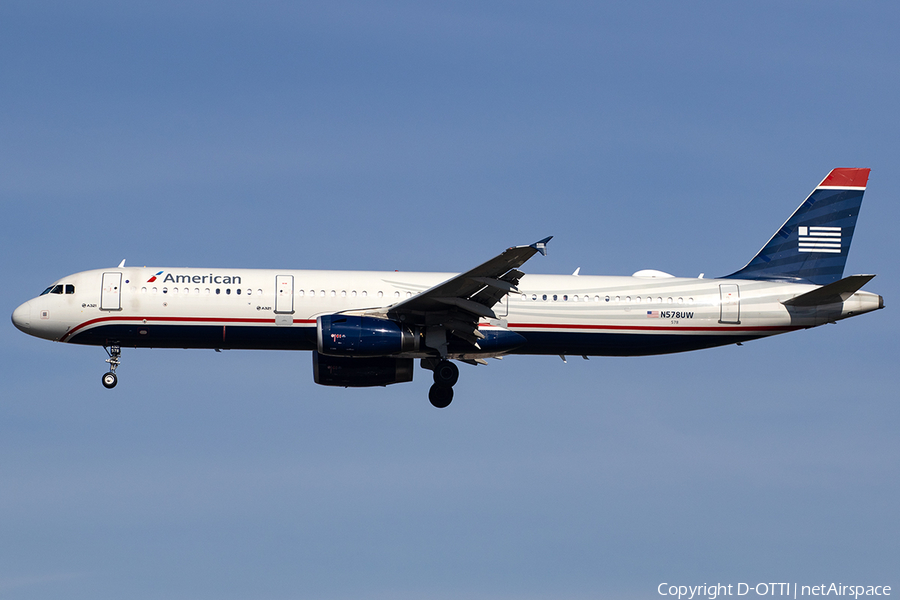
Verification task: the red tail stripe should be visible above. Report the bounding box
[819,168,870,188]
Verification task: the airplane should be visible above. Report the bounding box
[11,168,883,408]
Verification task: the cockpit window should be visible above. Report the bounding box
[65,284,75,294]
[40,285,65,295]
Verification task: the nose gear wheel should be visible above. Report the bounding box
[102,345,121,389]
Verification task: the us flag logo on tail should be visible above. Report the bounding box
[798,226,841,253]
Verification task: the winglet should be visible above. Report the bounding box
[531,236,553,256]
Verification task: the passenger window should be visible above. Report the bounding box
[226,288,231,295]
[377,291,383,298]
[162,287,168,294]
[236,289,241,295]
[552,294,558,301]
[141,287,147,294]
[65,284,75,294]
[361,291,367,297]
[605,296,610,302]
[216,288,220,295]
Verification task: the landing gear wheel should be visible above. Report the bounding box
[102,372,118,389]
[102,345,121,389]
[428,384,454,408]
[432,360,459,387]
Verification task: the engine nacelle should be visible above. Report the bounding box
[317,315,419,357]
[312,351,414,387]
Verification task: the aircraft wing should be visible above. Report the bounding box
[378,236,551,354]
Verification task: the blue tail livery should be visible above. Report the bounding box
[725,168,870,285]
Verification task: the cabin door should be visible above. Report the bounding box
[719,284,740,324]
[100,272,122,311]
[274,275,294,314]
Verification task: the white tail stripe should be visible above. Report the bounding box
[799,247,841,253]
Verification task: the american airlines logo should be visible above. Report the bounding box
[798,226,841,254]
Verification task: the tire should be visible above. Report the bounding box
[432,360,459,387]
[102,372,118,389]
[428,384,453,408]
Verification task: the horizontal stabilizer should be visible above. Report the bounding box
[782,274,876,307]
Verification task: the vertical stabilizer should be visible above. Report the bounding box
[725,168,869,285]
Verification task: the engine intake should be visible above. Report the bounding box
[317,315,419,357]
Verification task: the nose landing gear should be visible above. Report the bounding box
[102,345,121,389]
[424,359,459,408]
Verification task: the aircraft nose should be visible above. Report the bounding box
[11,301,32,332]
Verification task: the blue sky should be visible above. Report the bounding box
[2,2,898,598]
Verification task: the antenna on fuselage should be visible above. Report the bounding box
[118,259,126,268]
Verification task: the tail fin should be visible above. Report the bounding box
[724,168,870,285]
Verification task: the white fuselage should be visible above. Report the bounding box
[12,266,883,358]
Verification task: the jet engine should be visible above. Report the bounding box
[312,352,414,387]
[317,315,419,357]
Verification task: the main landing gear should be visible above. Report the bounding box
[102,345,121,389]
[425,359,459,409]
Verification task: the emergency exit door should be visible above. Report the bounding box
[100,272,122,311]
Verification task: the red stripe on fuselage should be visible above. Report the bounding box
[504,322,800,333]
[61,315,799,344]
[61,315,317,342]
